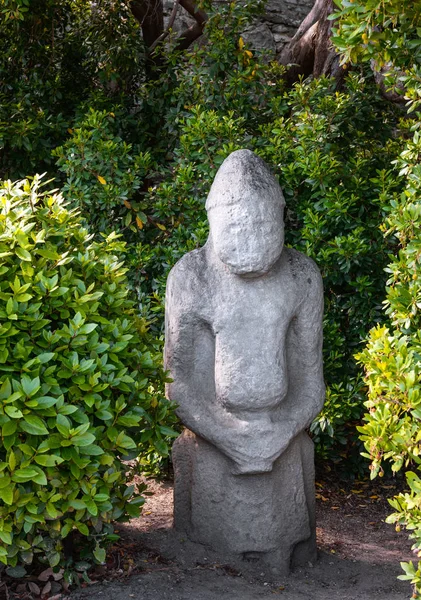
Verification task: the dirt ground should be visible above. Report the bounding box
[72,475,415,600]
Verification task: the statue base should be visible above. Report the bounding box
[173,429,317,576]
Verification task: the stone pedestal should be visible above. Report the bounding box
[173,429,316,574]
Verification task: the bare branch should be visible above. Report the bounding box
[279,0,344,85]
[178,0,207,25]
[175,21,204,50]
[130,0,164,48]
[149,0,180,52]
[173,0,208,50]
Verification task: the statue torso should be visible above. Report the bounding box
[188,246,306,419]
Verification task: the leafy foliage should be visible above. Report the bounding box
[0,0,146,180]
[332,0,421,112]
[53,109,152,237]
[333,0,421,595]
[0,177,173,572]
[356,127,421,596]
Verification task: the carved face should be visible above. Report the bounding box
[208,200,284,277]
[206,150,285,277]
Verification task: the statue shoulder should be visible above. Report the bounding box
[283,247,323,296]
[167,247,209,297]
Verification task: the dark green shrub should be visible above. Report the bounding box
[53,109,152,237]
[0,0,146,180]
[129,69,405,471]
[51,0,406,471]
[0,176,174,571]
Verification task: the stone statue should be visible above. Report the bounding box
[164,149,325,574]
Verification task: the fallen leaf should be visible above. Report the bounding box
[41,581,52,596]
[28,582,40,595]
[52,569,64,581]
[136,216,143,229]
[123,200,132,209]
[97,175,107,185]
[38,567,53,582]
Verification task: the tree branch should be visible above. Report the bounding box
[130,0,164,49]
[178,0,207,25]
[279,0,345,85]
[149,0,180,52]
[175,0,208,50]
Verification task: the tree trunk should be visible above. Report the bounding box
[279,0,347,86]
[131,0,207,53]
[131,0,164,48]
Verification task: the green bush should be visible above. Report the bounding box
[0,176,174,572]
[357,123,421,596]
[129,67,405,471]
[53,108,153,237]
[0,0,146,180]
[51,0,406,471]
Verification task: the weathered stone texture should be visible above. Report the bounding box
[165,150,325,574]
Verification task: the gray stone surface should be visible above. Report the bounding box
[164,149,325,575]
[163,0,316,56]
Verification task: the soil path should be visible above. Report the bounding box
[72,476,414,600]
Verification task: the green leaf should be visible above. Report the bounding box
[15,293,32,302]
[32,469,47,486]
[56,414,71,437]
[2,420,17,436]
[0,379,11,400]
[21,415,48,435]
[159,425,179,438]
[34,454,64,467]
[93,545,106,564]
[0,476,11,489]
[37,353,56,364]
[48,552,61,568]
[6,566,27,578]
[12,468,39,483]
[116,432,136,450]
[21,375,41,398]
[0,531,12,545]
[71,432,95,446]
[15,247,31,262]
[28,396,58,409]
[0,486,14,505]
[79,444,104,456]
[5,406,23,419]
[69,499,86,510]
[75,522,89,536]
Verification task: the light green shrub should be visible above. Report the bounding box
[0,176,173,571]
[357,125,421,597]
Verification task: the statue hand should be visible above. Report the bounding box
[228,419,296,476]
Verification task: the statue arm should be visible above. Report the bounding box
[164,266,260,469]
[280,259,325,438]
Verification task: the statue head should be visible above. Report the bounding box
[206,149,285,277]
